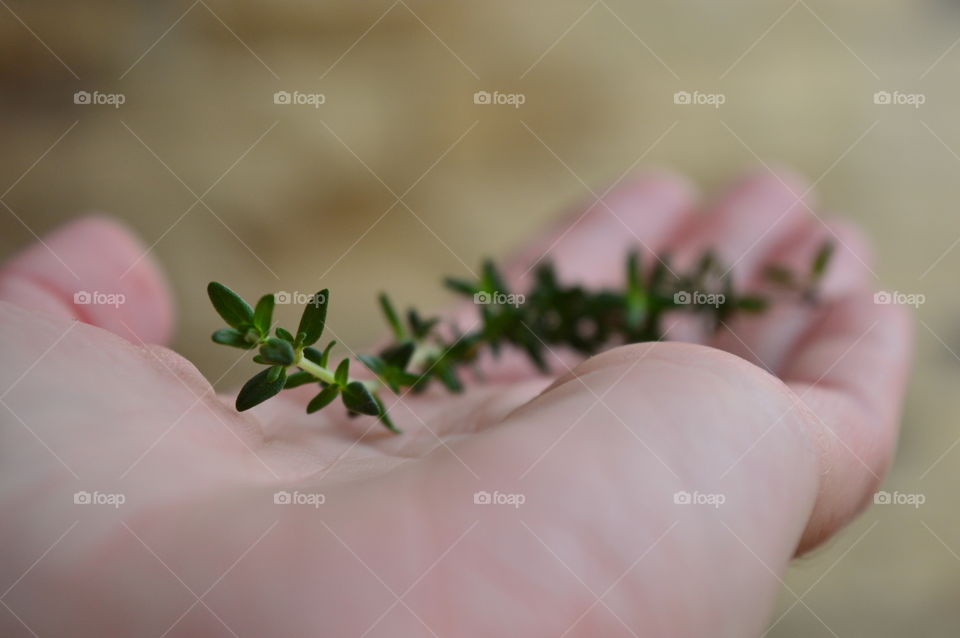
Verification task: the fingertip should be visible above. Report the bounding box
[0,214,175,345]
[501,169,699,290]
[728,164,813,207]
[597,170,699,230]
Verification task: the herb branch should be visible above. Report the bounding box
[208,244,832,433]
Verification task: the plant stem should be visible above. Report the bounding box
[294,356,338,384]
[294,354,380,391]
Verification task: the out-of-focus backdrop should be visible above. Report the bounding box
[1,0,958,634]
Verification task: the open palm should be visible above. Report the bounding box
[0,170,911,638]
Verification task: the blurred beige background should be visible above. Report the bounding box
[2,0,959,634]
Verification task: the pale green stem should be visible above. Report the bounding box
[294,341,441,393]
[294,354,380,392]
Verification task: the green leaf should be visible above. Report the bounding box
[521,339,549,373]
[207,282,255,330]
[534,262,559,291]
[267,365,284,383]
[319,341,337,367]
[306,384,340,413]
[380,341,415,369]
[334,358,350,386]
[302,346,323,365]
[259,337,296,366]
[481,260,507,294]
[341,381,380,416]
[649,256,671,291]
[357,354,386,375]
[296,289,329,347]
[437,366,463,392]
[624,252,646,331]
[443,277,477,297]
[811,242,834,280]
[276,327,295,343]
[378,293,405,340]
[392,371,422,387]
[763,265,795,286]
[695,251,716,278]
[236,367,286,411]
[211,328,256,349]
[737,295,768,313]
[360,347,419,392]
[407,309,438,340]
[626,251,642,292]
[374,395,401,433]
[284,371,317,389]
[253,294,275,337]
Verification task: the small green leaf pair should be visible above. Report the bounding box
[208,282,271,349]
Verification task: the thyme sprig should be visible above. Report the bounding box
[208,244,831,433]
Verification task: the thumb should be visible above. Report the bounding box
[0,215,174,344]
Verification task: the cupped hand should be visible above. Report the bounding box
[0,170,912,638]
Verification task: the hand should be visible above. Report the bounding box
[0,170,912,637]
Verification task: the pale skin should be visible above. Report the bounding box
[0,170,912,637]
